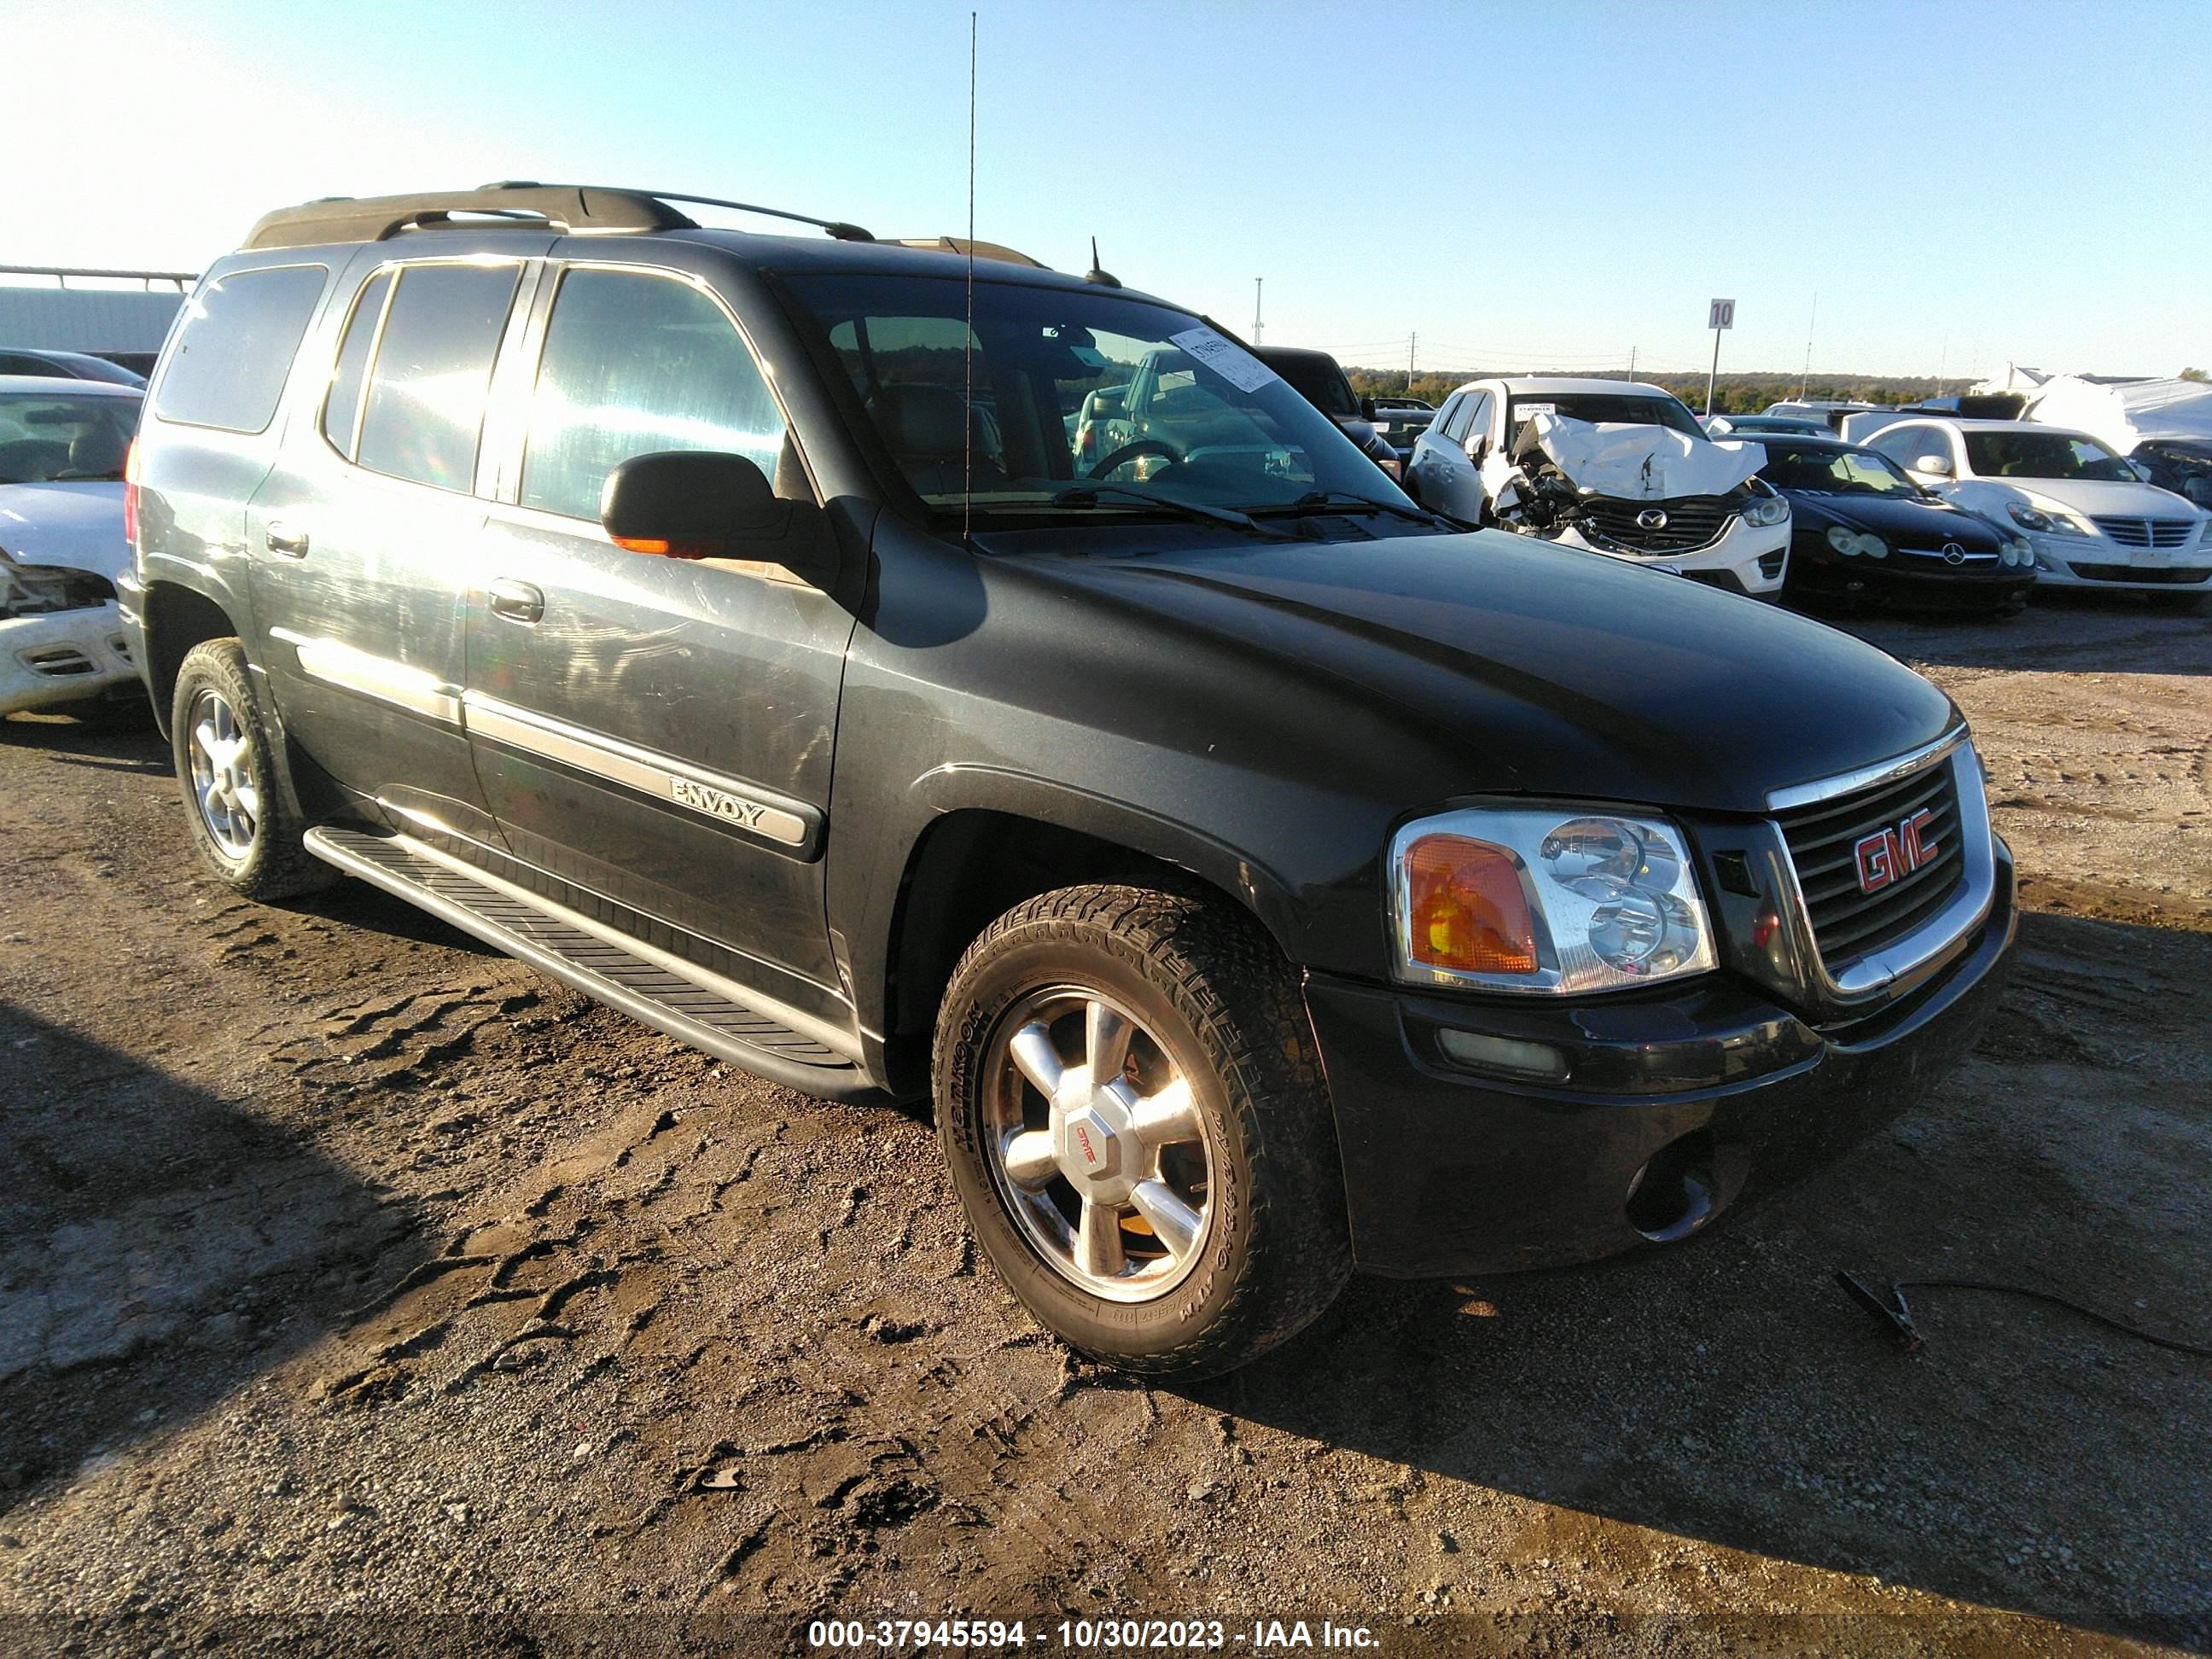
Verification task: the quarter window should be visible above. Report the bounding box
[320,271,392,461]
[354,262,521,492]
[152,264,329,434]
[520,269,792,523]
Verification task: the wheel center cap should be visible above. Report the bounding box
[1052,1074,1136,1200]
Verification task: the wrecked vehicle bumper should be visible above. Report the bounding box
[1,600,140,716]
[1545,514,1790,597]
[1307,837,2017,1278]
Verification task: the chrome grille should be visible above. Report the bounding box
[1578,494,1735,553]
[2090,515,2194,548]
[1778,760,1965,966]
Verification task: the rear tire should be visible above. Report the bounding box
[171,638,334,900]
[934,885,1352,1379]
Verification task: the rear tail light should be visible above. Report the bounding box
[123,439,140,551]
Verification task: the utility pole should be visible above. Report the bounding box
[1627,345,1637,382]
[1799,291,1818,401]
[1253,277,1263,345]
[1407,331,1416,394]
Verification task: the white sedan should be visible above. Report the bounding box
[1863,416,2211,602]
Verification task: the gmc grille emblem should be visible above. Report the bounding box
[1854,807,1939,894]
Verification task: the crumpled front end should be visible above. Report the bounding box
[2,556,139,715]
[1481,415,1789,595]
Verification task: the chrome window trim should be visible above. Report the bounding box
[461,691,816,853]
[1765,725,1965,812]
[268,627,461,725]
[1771,744,1995,1002]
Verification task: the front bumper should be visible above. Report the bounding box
[2023,532,2212,593]
[1307,838,2017,1278]
[1788,539,2033,607]
[1,601,139,716]
[1549,511,1791,596]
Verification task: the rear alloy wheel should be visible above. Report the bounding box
[171,638,334,900]
[934,885,1351,1377]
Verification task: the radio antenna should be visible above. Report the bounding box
[963,9,977,545]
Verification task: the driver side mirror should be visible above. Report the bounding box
[1359,395,1377,422]
[1466,434,1491,465]
[601,450,835,586]
[1915,453,1953,478]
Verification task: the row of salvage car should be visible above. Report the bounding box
[1340,372,2209,614]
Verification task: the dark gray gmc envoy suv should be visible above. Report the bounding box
[124,183,2016,1377]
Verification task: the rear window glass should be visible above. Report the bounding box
[355,262,521,492]
[153,265,329,434]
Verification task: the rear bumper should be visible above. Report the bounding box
[1,602,139,716]
[1306,838,2017,1278]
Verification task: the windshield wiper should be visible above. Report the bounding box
[1045,483,1290,538]
[1265,489,1441,527]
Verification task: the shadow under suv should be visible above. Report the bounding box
[124,183,2016,1377]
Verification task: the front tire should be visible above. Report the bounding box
[934,885,1352,1378]
[171,637,334,900]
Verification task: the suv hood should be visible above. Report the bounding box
[987,524,1957,815]
[0,481,130,581]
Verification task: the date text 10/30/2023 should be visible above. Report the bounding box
[806,1620,1381,1650]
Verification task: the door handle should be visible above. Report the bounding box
[265,521,309,556]
[487,578,544,625]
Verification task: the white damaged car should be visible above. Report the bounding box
[1405,377,1792,597]
[0,377,144,719]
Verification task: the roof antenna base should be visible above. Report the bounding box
[1084,236,1122,288]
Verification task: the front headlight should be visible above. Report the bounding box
[1390,808,1718,995]
[1744,494,1790,527]
[2011,499,2092,537]
[2004,538,2034,567]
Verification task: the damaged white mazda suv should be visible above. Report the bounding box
[0,377,144,720]
[1406,377,1791,597]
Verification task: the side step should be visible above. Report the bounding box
[303,825,880,1102]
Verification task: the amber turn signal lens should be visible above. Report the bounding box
[1405,834,1539,974]
[612,535,719,560]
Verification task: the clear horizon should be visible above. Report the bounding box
[11,0,2209,383]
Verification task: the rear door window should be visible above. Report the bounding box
[153,264,329,434]
[519,268,791,522]
[355,262,522,492]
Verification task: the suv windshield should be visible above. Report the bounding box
[1759,443,1919,498]
[1963,430,2134,482]
[785,274,1406,517]
[0,390,141,483]
[1505,393,1703,441]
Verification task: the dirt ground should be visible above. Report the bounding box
[0,592,2206,1657]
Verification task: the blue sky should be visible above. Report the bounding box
[15,0,2209,381]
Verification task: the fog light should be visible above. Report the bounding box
[1436,1028,1569,1081]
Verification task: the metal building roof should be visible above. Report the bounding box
[0,286,188,353]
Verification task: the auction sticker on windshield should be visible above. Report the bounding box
[1169,327,1278,395]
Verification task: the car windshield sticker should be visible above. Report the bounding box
[1169,327,1278,395]
[1517,402,1557,417]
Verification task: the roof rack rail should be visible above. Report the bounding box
[240,183,874,251]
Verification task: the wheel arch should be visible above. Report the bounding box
[874,772,1307,1093]
[142,579,244,739]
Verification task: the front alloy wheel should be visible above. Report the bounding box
[986,987,1213,1301]
[934,884,1352,1378]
